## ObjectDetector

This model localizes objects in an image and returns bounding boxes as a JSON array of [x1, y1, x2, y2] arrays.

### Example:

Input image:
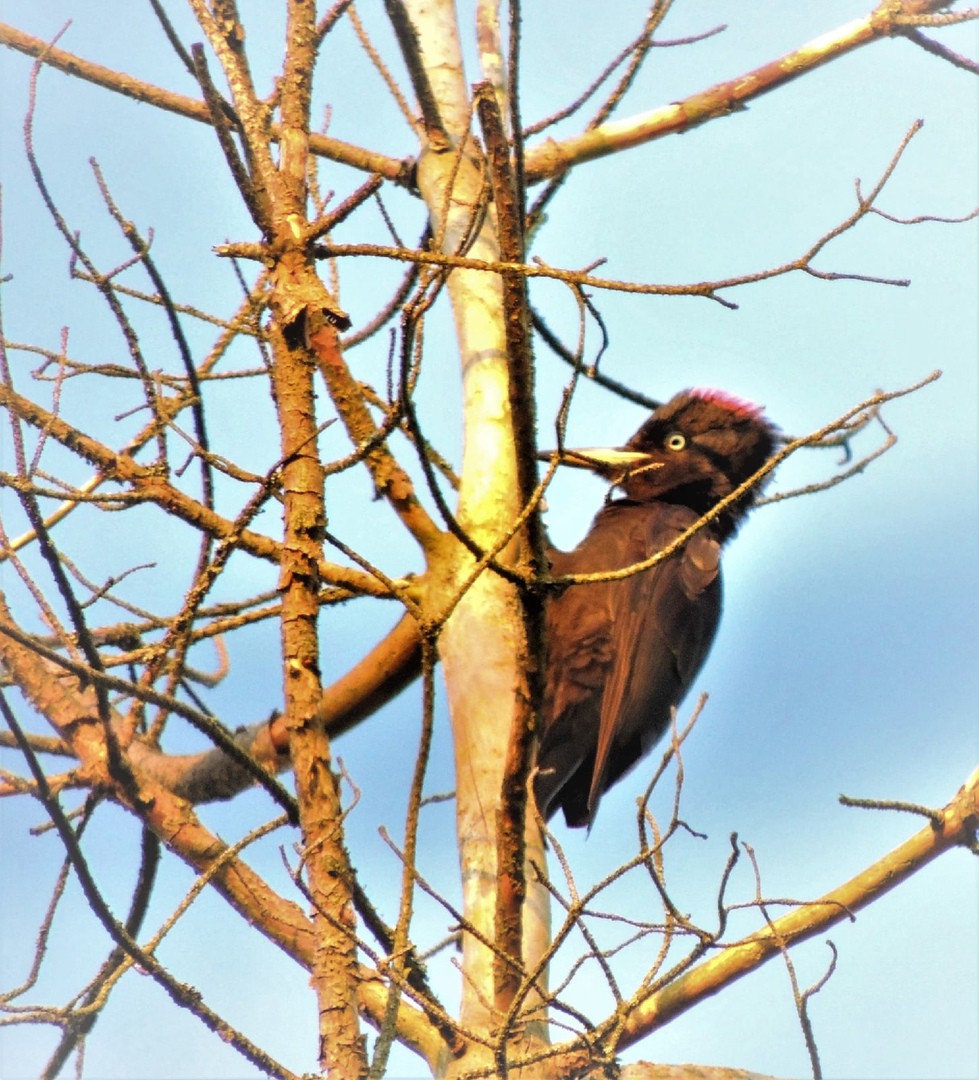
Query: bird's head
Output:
[[545, 390, 778, 535]]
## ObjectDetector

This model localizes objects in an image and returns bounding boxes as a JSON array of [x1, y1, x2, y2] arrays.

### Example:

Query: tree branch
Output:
[[522, 0, 973, 182], [128, 613, 424, 804], [0, 21, 412, 185], [614, 765, 979, 1052], [899, 25, 979, 72], [313, 97, 928, 314], [474, 79, 545, 1018], [0, 380, 386, 594]]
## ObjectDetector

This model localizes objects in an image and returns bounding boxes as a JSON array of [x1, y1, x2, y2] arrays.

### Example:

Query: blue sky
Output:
[[1, 3, 977, 1078]]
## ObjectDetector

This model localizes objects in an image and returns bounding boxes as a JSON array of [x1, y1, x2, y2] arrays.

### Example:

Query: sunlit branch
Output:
[[521, 0, 976, 182], [613, 765, 979, 1052]]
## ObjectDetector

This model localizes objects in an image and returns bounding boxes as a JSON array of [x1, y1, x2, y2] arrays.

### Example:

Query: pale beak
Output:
[[537, 447, 663, 487], [537, 447, 660, 470]]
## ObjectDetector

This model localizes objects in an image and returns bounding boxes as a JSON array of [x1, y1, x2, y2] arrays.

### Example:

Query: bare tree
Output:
[[1, 3, 977, 1078]]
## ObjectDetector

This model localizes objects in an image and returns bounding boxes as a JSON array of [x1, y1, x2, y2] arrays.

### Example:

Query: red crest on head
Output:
[[687, 387, 766, 422]]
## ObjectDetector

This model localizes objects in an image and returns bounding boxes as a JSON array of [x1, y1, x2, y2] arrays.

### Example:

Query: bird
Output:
[[533, 389, 778, 828]]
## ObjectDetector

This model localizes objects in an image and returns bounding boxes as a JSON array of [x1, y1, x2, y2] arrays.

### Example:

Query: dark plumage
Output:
[[534, 389, 778, 828]]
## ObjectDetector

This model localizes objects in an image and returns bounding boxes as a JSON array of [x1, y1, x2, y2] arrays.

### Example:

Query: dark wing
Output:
[[587, 506, 721, 814], [535, 501, 722, 827]]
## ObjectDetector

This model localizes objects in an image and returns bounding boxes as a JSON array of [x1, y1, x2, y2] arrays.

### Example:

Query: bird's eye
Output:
[[665, 432, 686, 451]]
